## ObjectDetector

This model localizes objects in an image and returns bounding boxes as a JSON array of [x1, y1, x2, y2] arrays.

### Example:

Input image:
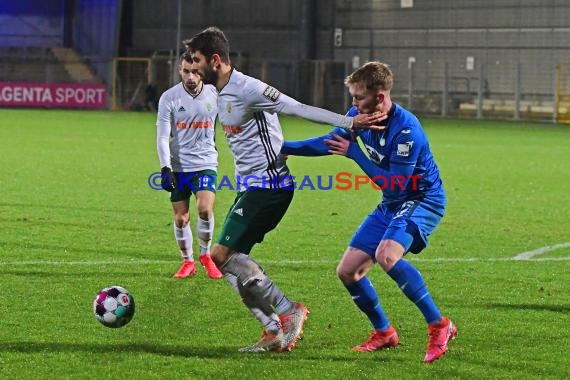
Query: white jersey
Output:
[[156, 82, 218, 172], [218, 69, 354, 189]]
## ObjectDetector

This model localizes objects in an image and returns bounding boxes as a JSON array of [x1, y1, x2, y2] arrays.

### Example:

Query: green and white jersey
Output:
[[156, 82, 218, 172], [218, 69, 353, 190]]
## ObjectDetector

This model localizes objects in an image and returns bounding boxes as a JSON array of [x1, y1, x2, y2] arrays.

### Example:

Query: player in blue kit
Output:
[[282, 62, 457, 363]]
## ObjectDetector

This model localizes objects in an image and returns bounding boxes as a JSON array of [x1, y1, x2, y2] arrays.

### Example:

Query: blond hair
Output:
[[345, 62, 394, 92]]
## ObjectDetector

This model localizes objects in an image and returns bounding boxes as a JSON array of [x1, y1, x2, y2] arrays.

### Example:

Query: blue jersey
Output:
[[281, 102, 445, 210], [336, 104, 445, 210], [281, 102, 446, 253]]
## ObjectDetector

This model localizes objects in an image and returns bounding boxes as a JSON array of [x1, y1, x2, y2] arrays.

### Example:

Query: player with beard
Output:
[[184, 27, 385, 352], [156, 51, 222, 280]]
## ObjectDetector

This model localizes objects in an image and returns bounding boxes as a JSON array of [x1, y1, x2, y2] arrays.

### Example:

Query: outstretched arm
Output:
[[245, 80, 386, 130], [282, 127, 350, 156], [278, 94, 386, 130], [282, 106, 359, 156]]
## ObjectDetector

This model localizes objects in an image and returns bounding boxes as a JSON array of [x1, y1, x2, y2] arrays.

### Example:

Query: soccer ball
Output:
[[93, 285, 135, 328]]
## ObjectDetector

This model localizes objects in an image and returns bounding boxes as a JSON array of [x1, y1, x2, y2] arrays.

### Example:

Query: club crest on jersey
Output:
[[263, 86, 281, 102], [226, 102, 232, 113], [379, 130, 387, 146], [205, 103, 213, 112], [365, 144, 384, 165], [397, 141, 414, 157]]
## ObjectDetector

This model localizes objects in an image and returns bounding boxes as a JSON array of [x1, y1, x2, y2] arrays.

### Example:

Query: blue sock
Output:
[[387, 259, 442, 324], [345, 276, 390, 331]]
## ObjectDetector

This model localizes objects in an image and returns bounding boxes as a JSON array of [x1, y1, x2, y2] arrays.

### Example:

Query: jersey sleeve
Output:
[[156, 91, 172, 168], [244, 79, 353, 129], [243, 78, 283, 113], [281, 107, 356, 156], [345, 106, 359, 117], [389, 126, 424, 166]]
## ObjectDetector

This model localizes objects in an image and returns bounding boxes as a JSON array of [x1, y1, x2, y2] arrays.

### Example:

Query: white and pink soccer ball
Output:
[[93, 286, 135, 328]]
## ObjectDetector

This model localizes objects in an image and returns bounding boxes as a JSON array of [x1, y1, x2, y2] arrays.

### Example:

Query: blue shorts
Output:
[[349, 200, 444, 259]]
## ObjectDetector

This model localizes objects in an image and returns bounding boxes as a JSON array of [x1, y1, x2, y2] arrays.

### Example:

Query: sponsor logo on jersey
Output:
[[176, 120, 213, 129], [401, 128, 411, 134], [233, 208, 244, 216], [190, 121, 213, 129], [364, 144, 384, 164], [178, 106, 186, 112], [262, 86, 281, 102], [222, 124, 243, 134], [397, 141, 414, 157]]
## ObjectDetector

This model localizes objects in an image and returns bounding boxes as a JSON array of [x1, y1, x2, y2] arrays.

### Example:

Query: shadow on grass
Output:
[[489, 303, 570, 313], [0, 341, 402, 363]]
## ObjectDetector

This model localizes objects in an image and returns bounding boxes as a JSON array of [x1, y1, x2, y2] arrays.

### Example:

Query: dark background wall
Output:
[[121, 0, 570, 100], [2, 0, 570, 114], [332, 0, 570, 98], [122, 0, 334, 61]]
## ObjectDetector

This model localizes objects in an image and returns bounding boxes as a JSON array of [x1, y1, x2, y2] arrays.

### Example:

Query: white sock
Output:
[[197, 216, 214, 256], [174, 224, 193, 261]]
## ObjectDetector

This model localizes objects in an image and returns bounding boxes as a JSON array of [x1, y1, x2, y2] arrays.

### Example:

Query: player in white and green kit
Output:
[[185, 27, 385, 353], [156, 51, 222, 280]]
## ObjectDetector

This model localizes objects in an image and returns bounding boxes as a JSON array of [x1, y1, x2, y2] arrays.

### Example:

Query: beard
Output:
[[200, 65, 218, 85], [185, 81, 197, 91]]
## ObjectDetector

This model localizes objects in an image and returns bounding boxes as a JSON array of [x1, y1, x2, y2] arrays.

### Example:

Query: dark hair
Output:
[[183, 26, 230, 63], [180, 51, 193, 64]]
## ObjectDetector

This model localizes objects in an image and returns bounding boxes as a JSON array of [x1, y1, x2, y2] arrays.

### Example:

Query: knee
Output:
[[174, 213, 188, 228], [375, 240, 405, 272], [198, 209, 210, 221], [375, 248, 398, 272], [336, 263, 359, 284]]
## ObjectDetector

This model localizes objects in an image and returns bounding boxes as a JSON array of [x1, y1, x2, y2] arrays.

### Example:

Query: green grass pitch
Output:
[[0, 108, 569, 379]]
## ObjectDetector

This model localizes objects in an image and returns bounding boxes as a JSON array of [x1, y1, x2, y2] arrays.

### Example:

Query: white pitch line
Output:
[[511, 242, 570, 261], [1, 256, 570, 266]]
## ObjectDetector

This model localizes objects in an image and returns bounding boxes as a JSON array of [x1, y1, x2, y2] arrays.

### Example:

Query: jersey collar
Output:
[[182, 81, 203, 98]]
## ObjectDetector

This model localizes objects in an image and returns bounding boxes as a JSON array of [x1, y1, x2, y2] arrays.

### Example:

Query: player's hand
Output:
[[352, 112, 388, 131], [160, 166, 177, 192], [324, 133, 351, 156]]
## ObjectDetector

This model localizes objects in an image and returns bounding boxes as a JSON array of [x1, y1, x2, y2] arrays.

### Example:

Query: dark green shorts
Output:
[[170, 169, 217, 202], [216, 189, 294, 254]]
